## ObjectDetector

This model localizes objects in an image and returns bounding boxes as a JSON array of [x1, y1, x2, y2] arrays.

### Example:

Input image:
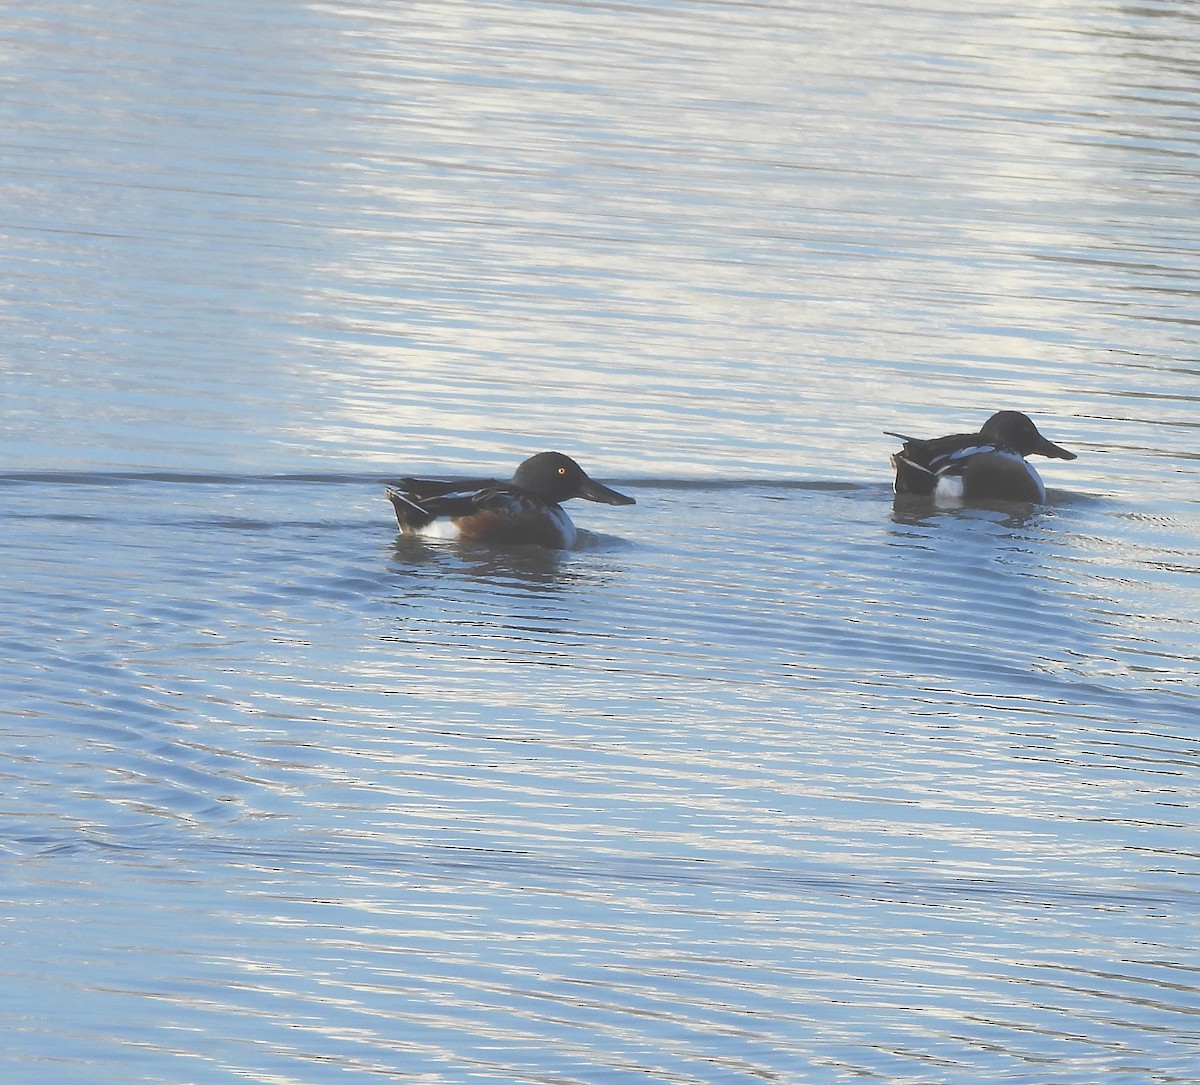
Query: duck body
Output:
[[386, 451, 634, 549], [888, 411, 1077, 504]]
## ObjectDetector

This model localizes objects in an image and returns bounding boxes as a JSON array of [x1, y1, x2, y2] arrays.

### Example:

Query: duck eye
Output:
[[557, 467, 566, 475]]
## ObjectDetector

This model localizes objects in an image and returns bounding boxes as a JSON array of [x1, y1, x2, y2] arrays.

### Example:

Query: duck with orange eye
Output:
[[386, 451, 635, 549]]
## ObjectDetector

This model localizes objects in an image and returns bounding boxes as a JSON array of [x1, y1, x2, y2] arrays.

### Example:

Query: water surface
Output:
[[2, 1, 1198, 1082]]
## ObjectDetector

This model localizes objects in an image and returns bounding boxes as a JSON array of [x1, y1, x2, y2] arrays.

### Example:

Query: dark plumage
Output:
[[888, 411, 1077, 503], [386, 451, 635, 549]]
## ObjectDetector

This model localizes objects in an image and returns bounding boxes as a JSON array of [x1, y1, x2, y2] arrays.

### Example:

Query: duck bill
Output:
[[1034, 434, 1077, 461], [578, 476, 636, 505]]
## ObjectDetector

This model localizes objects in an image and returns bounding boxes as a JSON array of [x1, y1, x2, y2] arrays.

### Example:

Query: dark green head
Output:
[[980, 412, 1076, 460], [511, 452, 635, 506]]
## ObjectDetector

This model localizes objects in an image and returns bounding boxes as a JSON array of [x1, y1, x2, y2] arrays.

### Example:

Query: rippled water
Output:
[[3, 1, 1199, 1082]]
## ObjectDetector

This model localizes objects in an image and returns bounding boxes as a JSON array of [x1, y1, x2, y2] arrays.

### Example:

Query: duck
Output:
[[386, 451, 635, 549], [888, 410, 1077, 503]]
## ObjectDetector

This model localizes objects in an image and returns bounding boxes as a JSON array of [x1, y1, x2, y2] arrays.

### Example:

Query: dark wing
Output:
[[392, 475, 496, 501], [888, 430, 993, 495], [388, 477, 533, 524], [924, 439, 996, 477], [386, 477, 501, 529], [416, 484, 523, 517], [888, 431, 990, 474]]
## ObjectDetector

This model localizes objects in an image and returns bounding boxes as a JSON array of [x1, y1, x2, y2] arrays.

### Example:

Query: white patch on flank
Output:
[[417, 519, 463, 540], [933, 474, 964, 502]]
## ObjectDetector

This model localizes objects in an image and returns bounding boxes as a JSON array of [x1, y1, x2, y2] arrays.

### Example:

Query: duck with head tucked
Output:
[[387, 451, 635, 549], [888, 410, 1077, 504]]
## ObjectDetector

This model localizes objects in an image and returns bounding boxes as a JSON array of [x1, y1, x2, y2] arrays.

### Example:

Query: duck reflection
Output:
[[890, 492, 1051, 529], [387, 525, 633, 599]]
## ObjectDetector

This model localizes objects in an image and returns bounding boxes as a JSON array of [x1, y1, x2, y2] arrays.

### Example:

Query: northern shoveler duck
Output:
[[888, 410, 1077, 503], [386, 451, 635, 549]]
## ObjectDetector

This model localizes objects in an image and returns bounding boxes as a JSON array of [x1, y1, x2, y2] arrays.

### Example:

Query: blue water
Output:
[[3, 1, 1199, 1082]]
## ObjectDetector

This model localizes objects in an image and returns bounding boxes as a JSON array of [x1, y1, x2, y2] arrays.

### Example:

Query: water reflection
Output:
[[383, 530, 626, 662], [890, 492, 1052, 528], [389, 533, 571, 587]]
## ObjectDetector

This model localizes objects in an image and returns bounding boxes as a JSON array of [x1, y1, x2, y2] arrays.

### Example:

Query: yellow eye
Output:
[[558, 467, 566, 475]]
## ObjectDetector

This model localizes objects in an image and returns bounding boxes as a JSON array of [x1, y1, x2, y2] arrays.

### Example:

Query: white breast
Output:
[[550, 506, 577, 549]]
